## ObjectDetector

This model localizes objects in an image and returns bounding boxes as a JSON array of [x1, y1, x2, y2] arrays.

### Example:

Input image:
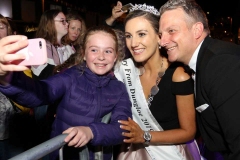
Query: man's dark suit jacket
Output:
[[195, 36, 240, 159]]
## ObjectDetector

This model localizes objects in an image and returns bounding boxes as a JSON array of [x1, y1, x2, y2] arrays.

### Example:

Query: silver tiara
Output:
[[129, 4, 160, 16]]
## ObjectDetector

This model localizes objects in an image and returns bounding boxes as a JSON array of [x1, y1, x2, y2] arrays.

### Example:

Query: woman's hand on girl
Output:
[[119, 117, 145, 143]]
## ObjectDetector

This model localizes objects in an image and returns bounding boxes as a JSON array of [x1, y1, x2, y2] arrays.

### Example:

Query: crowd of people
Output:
[[0, 0, 240, 160]]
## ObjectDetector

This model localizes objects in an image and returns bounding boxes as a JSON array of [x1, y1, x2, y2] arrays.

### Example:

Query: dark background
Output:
[[10, 0, 240, 44], [65, 0, 240, 43], [66, 0, 239, 16]]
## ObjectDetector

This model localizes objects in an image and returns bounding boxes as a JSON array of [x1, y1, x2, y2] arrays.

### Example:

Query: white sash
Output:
[[114, 59, 201, 160]]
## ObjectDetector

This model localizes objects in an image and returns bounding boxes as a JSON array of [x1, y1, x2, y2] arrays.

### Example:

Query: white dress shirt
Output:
[[188, 41, 204, 81], [188, 41, 204, 95]]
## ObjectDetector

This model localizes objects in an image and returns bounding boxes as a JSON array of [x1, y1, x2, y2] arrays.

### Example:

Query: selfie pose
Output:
[[114, 3, 201, 160], [159, 0, 240, 159], [0, 26, 132, 160]]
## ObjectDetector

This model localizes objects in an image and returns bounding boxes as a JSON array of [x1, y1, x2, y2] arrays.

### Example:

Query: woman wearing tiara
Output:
[[114, 3, 201, 160]]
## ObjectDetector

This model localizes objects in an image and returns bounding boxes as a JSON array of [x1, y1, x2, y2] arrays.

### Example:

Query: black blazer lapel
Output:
[[194, 36, 227, 151], [195, 36, 214, 106]]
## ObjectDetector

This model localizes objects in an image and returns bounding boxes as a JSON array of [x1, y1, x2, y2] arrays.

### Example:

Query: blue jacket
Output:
[[0, 65, 132, 159]]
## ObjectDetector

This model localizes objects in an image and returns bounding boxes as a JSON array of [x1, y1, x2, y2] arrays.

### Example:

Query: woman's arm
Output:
[[105, 1, 126, 26]]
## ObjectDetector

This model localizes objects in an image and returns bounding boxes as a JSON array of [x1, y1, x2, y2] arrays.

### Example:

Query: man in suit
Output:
[[158, 0, 240, 159]]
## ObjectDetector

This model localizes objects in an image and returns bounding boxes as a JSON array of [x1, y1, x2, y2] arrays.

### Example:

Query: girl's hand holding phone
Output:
[[111, 1, 125, 20], [0, 35, 29, 76], [13, 38, 47, 66], [121, 3, 133, 12]]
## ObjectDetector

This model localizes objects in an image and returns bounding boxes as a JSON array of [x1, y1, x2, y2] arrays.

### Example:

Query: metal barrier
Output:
[[9, 112, 112, 160], [9, 134, 68, 160]]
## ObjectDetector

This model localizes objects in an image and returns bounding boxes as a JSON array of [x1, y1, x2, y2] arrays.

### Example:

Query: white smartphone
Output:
[[121, 3, 134, 11], [12, 38, 47, 66]]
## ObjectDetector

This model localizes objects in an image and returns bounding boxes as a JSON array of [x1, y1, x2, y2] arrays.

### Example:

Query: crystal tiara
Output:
[[129, 4, 160, 16]]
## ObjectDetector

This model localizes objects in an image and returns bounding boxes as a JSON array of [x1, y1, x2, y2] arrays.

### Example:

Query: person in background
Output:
[[33, 9, 74, 80], [0, 14, 14, 160], [103, 1, 132, 59], [114, 3, 201, 160], [6, 18, 18, 35], [0, 14, 12, 39], [0, 14, 34, 160], [159, 0, 240, 159], [62, 12, 87, 52], [32, 9, 75, 148], [0, 26, 132, 160], [103, 1, 127, 31], [53, 11, 87, 90]]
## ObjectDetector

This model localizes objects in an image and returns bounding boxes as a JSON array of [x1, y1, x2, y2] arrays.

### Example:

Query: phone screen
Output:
[[121, 3, 133, 11]]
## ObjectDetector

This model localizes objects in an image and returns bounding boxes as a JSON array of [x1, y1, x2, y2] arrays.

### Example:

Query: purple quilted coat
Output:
[[0, 64, 132, 159]]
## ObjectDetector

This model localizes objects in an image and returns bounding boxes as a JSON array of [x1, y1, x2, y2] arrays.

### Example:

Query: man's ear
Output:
[[193, 22, 204, 39], [157, 34, 161, 44], [157, 34, 161, 48]]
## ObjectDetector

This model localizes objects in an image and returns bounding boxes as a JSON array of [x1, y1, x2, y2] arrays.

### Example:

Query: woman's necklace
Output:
[[147, 57, 165, 107]]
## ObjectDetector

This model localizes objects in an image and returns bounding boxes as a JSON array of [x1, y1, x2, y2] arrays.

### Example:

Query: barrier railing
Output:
[[9, 134, 68, 160], [9, 112, 111, 160]]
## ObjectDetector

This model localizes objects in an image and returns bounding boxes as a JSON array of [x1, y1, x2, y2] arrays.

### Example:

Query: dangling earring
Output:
[[159, 45, 161, 49], [139, 66, 145, 75]]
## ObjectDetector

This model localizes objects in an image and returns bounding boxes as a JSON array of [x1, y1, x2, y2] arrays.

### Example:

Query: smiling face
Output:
[[159, 8, 197, 64], [84, 31, 117, 75], [68, 19, 81, 42], [125, 16, 160, 63]]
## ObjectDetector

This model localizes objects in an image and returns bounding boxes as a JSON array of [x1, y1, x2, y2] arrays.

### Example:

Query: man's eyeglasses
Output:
[[54, 19, 68, 25]]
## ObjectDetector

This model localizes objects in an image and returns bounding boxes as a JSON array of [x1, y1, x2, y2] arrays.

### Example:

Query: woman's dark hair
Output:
[[124, 10, 160, 34], [124, 9, 164, 67]]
